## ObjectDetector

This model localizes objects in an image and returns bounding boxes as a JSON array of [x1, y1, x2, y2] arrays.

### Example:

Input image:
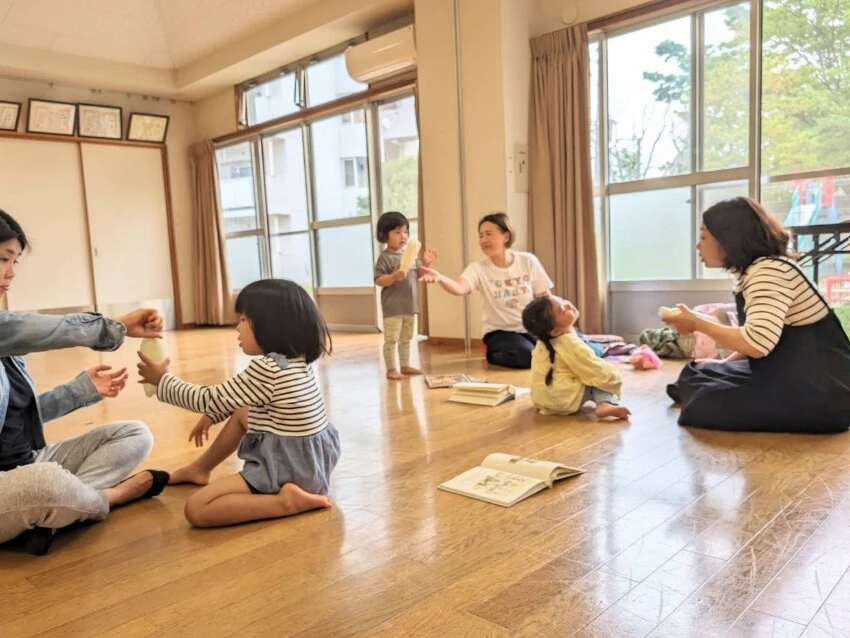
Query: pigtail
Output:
[[542, 336, 556, 386]]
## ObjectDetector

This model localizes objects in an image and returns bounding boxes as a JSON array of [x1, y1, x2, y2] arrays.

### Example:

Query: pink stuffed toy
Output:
[[629, 344, 662, 370]]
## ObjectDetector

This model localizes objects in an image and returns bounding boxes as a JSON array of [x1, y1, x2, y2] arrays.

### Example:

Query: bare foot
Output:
[[277, 483, 333, 517], [103, 471, 154, 507], [595, 402, 631, 421], [400, 366, 423, 376], [387, 370, 404, 380], [169, 463, 212, 486]]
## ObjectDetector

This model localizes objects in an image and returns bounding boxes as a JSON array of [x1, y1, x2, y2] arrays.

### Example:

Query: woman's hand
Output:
[[661, 304, 700, 334], [418, 266, 441, 283], [188, 414, 215, 447], [421, 248, 438, 267], [87, 365, 128, 398], [117, 309, 164, 339], [137, 350, 170, 387]]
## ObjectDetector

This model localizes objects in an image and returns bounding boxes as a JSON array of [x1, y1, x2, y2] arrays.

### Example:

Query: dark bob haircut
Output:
[[235, 279, 332, 363], [702, 197, 792, 272], [0, 209, 28, 251], [376, 211, 409, 243], [478, 212, 515, 248]]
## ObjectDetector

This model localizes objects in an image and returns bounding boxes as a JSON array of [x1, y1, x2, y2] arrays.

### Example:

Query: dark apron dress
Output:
[[667, 261, 850, 433]]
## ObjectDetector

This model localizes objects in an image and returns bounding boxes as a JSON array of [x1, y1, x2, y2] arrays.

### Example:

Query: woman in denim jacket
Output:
[[0, 210, 168, 555]]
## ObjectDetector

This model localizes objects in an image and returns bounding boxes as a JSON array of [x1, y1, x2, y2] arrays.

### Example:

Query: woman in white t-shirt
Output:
[[420, 212, 555, 369]]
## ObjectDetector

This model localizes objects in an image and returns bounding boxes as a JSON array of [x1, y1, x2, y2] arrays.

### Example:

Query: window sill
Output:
[[609, 279, 732, 293]]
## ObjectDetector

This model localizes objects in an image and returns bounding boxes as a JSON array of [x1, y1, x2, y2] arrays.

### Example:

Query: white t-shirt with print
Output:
[[459, 251, 554, 335]]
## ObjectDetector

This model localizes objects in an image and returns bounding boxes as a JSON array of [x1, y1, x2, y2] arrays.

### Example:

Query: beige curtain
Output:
[[413, 81, 429, 335], [529, 24, 603, 333], [191, 140, 235, 325]]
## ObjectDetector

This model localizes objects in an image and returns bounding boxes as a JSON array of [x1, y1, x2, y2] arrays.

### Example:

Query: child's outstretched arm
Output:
[[137, 353, 275, 417], [556, 338, 621, 394]]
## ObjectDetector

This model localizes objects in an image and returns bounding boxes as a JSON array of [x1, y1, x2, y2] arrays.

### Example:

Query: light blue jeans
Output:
[[581, 386, 618, 406]]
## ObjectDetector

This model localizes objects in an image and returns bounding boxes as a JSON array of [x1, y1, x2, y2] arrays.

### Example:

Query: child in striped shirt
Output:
[[137, 279, 340, 528]]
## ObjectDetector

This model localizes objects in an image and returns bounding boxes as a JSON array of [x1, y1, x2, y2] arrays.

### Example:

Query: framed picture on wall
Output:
[[127, 112, 170, 143], [0, 101, 21, 131], [77, 103, 123, 140], [27, 99, 77, 136]]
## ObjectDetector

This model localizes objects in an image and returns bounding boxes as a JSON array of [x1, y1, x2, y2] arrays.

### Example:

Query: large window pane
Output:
[[306, 54, 367, 107], [589, 39, 601, 186], [607, 17, 691, 183], [697, 181, 748, 279], [215, 142, 259, 234], [609, 187, 692, 280], [262, 128, 308, 233], [702, 4, 750, 171], [226, 236, 262, 290], [271, 233, 313, 295], [317, 224, 373, 287], [245, 73, 298, 126], [762, 1, 850, 175], [377, 96, 419, 217], [311, 111, 369, 221], [762, 175, 850, 226]]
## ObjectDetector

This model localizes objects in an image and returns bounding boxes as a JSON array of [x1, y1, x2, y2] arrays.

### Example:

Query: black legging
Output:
[[482, 331, 536, 369], [482, 330, 607, 369]]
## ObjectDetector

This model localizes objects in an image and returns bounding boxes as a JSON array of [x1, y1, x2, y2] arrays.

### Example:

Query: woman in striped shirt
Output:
[[138, 279, 341, 527], [663, 197, 850, 433]]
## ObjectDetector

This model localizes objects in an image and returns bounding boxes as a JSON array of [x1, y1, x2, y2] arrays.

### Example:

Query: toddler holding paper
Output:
[[374, 211, 436, 380]]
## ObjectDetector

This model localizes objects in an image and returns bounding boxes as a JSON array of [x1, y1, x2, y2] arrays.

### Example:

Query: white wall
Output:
[[0, 77, 198, 325]]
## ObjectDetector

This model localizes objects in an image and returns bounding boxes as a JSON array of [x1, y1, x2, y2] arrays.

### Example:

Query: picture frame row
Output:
[[0, 99, 169, 143]]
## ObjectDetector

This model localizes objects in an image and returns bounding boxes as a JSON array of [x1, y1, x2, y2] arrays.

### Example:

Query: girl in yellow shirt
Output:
[[522, 296, 630, 420]]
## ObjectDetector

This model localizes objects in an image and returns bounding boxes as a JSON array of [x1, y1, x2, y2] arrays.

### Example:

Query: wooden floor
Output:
[[3, 329, 850, 637]]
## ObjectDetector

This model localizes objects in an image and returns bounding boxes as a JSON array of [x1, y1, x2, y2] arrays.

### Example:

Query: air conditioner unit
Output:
[[345, 25, 416, 84]]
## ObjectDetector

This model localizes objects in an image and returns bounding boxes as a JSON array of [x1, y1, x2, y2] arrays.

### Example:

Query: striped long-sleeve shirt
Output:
[[157, 356, 329, 437], [734, 256, 828, 356]]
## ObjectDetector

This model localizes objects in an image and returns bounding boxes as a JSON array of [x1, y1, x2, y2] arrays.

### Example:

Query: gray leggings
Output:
[[0, 421, 153, 544]]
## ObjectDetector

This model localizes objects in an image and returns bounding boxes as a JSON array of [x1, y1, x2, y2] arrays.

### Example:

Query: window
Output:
[[378, 96, 419, 217], [597, 1, 850, 285], [243, 73, 299, 126], [341, 111, 364, 125], [311, 110, 369, 221], [341, 157, 367, 188], [306, 54, 367, 107], [597, 2, 752, 281], [216, 91, 419, 292]]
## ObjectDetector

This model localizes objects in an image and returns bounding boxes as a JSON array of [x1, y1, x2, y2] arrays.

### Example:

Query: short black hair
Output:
[[0, 209, 28, 251], [478, 212, 515, 248], [376, 211, 409, 243], [235, 279, 332, 363], [702, 197, 791, 272]]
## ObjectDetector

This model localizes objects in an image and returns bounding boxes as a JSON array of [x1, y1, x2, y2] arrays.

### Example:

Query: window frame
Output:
[[593, 0, 761, 286], [216, 87, 418, 294]]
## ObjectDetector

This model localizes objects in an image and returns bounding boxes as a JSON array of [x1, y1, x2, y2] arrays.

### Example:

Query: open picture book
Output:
[[438, 453, 585, 507], [448, 382, 518, 406]]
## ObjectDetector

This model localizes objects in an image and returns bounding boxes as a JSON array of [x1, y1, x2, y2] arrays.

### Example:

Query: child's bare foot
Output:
[[387, 369, 404, 380], [400, 366, 423, 376], [169, 463, 212, 486], [277, 483, 332, 516], [595, 402, 631, 420]]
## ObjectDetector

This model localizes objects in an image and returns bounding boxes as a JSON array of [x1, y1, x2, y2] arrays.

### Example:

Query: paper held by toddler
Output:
[[398, 239, 421, 273]]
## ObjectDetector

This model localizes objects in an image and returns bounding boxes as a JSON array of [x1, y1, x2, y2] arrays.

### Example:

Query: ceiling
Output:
[[0, 0, 322, 69], [0, 0, 413, 99]]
